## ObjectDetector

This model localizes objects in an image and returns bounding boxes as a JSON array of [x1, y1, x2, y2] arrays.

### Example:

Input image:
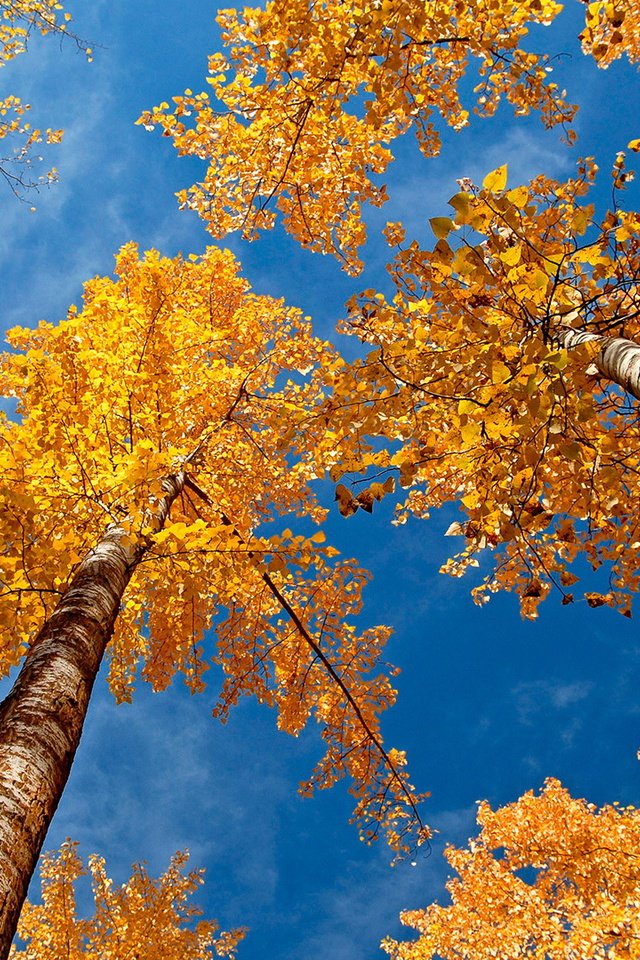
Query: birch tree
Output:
[[0, 242, 427, 957], [313, 156, 640, 617]]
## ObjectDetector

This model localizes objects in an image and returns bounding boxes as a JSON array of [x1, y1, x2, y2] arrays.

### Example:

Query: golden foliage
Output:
[[383, 779, 640, 960], [139, 0, 577, 273], [0, 1, 80, 66], [318, 156, 640, 618], [0, 243, 427, 851], [9, 842, 244, 960], [135, 0, 640, 618], [0, 1, 90, 195], [580, 1, 640, 67]]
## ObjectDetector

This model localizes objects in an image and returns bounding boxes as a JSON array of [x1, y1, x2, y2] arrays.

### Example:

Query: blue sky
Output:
[[1, 1, 640, 957]]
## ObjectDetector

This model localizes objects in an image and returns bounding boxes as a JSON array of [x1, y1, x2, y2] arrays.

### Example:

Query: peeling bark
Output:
[[0, 473, 183, 958], [556, 326, 640, 401]]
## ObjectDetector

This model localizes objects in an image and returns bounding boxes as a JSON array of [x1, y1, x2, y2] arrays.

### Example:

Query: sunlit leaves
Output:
[[0, 1, 83, 67], [482, 164, 508, 192], [580, 1, 640, 67], [0, 1, 90, 196], [429, 217, 455, 241], [10, 842, 244, 960], [140, 0, 577, 272], [383, 780, 640, 960], [320, 157, 640, 618], [0, 242, 426, 851]]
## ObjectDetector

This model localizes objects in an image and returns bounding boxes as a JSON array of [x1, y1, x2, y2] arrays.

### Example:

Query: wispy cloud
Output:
[[512, 679, 594, 726], [286, 803, 476, 960]]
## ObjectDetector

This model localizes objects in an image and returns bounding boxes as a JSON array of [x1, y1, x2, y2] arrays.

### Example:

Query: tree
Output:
[[139, 0, 578, 274], [0, 1, 90, 197], [0, 242, 427, 955], [141, 0, 640, 617], [134, 2, 640, 953], [9, 841, 244, 960], [3, 0, 639, 955], [382, 779, 640, 960], [317, 155, 640, 618]]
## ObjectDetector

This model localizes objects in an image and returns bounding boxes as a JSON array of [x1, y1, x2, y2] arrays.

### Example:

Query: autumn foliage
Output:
[[0, 242, 427, 851], [319, 156, 640, 618], [0, 1, 90, 194], [139, 0, 640, 620], [384, 779, 640, 960], [10, 842, 244, 960], [2, 0, 640, 954], [579, 1, 640, 67], [139, 0, 578, 273], [140, 0, 640, 274]]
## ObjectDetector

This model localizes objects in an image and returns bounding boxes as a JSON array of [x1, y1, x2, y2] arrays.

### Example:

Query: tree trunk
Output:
[[0, 474, 183, 958], [556, 325, 640, 401]]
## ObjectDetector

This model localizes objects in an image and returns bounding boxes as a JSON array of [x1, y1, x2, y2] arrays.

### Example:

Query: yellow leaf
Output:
[[460, 422, 480, 444], [482, 165, 508, 192], [499, 245, 521, 267], [529, 268, 549, 290], [491, 361, 511, 384], [543, 350, 568, 370], [448, 192, 472, 222], [505, 186, 529, 208], [429, 217, 455, 241]]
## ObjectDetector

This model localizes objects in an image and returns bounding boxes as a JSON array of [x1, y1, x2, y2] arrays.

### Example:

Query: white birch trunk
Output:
[[0, 473, 183, 958], [556, 325, 640, 401]]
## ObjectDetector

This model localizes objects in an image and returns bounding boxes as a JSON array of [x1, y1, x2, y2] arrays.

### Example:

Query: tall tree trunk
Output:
[[556, 325, 640, 401], [0, 474, 183, 958]]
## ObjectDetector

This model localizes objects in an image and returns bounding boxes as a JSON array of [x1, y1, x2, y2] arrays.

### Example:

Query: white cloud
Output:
[[286, 804, 476, 960], [512, 679, 594, 725]]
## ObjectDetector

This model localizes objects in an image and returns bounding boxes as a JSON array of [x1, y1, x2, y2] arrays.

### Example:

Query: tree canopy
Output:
[[0, 241, 427, 849], [1, 0, 640, 958], [384, 779, 640, 960], [319, 156, 640, 617], [10, 842, 244, 960]]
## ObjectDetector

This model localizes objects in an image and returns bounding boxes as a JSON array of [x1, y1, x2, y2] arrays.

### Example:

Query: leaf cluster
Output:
[[10, 842, 244, 960], [384, 779, 640, 960], [139, 0, 577, 273], [321, 158, 640, 618]]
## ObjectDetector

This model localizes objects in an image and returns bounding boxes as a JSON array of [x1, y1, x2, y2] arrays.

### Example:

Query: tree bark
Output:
[[0, 473, 183, 958], [556, 325, 640, 401]]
